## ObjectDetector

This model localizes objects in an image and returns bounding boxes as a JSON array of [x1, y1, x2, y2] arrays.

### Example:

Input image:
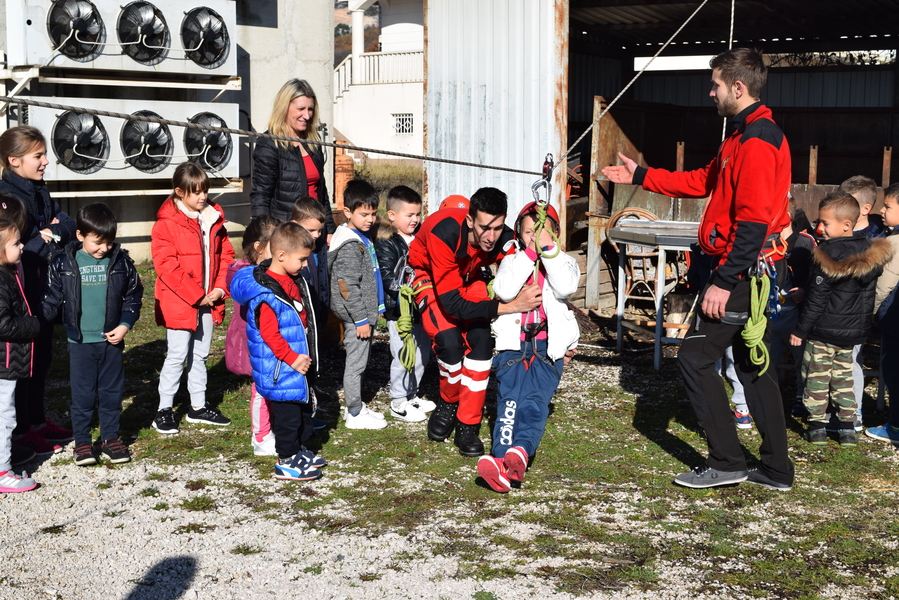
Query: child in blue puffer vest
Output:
[[229, 222, 325, 481]]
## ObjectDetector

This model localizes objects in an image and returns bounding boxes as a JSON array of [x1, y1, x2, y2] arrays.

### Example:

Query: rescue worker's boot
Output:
[[427, 398, 458, 442], [454, 421, 484, 457]]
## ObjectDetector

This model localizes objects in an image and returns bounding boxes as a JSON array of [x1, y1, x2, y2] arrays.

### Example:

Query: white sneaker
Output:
[[0, 470, 37, 493], [408, 396, 436, 413], [361, 406, 386, 421], [390, 400, 427, 422], [252, 432, 277, 456], [345, 408, 388, 430]]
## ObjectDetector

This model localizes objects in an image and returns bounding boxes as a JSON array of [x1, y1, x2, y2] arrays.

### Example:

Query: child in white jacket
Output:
[[477, 202, 580, 493]]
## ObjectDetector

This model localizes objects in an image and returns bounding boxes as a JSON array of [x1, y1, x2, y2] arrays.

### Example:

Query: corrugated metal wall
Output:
[[569, 53, 621, 123], [425, 0, 568, 219], [630, 68, 896, 108]]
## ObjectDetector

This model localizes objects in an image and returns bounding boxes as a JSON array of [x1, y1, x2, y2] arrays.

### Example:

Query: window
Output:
[[393, 113, 413, 135]]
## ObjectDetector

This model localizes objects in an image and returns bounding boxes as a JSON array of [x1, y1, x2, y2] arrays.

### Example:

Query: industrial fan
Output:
[[46, 0, 105, 60], [181, 7, 230, 68], [185, 113, 232, 170], [117, 1, 170, 64], [51, 112, 109, 173], [121, 111, 173, 173]]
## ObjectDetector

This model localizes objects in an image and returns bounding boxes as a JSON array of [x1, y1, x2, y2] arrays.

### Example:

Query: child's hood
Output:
[[814, 236, 893, 282], [376, 216, 397, 242], [228, 264, 265, 306], [329, 223, 366, 253], [155, 196, 225, 226]]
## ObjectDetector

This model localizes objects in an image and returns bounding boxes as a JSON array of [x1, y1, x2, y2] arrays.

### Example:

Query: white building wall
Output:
[[334, 81, 424, 158], [425, 0, 568, 220], [380, 0, 424, 52]]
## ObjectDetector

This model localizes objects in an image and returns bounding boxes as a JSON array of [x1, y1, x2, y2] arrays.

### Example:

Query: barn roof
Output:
[[571, 0, 899, 58]]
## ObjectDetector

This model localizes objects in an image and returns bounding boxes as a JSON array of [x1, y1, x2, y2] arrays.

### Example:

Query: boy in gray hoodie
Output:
[[328, 180, 387, 430]]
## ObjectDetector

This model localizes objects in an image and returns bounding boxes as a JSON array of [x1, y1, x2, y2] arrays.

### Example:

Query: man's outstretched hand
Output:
[[600, 152, 639, 184]]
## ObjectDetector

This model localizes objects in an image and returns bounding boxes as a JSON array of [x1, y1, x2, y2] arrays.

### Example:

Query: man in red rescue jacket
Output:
[[407, 188, 541, 456], [602, 48, 794, 491]]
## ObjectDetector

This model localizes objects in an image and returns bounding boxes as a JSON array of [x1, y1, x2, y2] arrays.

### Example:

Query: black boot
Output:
[[427, 398, 458, 442], [454, 422, 484, 457]]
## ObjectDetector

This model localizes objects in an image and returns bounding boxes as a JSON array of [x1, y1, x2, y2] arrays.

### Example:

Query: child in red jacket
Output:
[[151, 162, 235, 434]]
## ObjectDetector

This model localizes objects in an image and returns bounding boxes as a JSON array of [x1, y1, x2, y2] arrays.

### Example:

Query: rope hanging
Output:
[[742, 273, 771, 376], [530, 155, 561, 280], [395, 285, 418, 372]]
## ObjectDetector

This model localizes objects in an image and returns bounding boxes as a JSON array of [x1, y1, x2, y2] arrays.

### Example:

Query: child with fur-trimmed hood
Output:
[[791, 192, 893, 446]]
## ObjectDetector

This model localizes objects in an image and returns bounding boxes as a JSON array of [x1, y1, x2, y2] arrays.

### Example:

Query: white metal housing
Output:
[[5, 0, 236, 76], [21, 96, 239, 182], [424, 0, 568, 221]]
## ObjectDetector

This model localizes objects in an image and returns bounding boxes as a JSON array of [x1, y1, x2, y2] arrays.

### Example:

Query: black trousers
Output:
[[267, 400, 314, 459], [678, 279, 794, 485], [69, 341, 124, 445]]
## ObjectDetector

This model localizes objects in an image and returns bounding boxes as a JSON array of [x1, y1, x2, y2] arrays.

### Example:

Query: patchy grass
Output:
[[230, 544, 262, 556], [39, 267, 899, 598], [180, 495, 216, 512]]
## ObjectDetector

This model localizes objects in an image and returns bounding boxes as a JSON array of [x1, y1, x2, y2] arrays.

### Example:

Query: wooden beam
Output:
[[884, 147, 893, 188], [809, 146, 818, 185]]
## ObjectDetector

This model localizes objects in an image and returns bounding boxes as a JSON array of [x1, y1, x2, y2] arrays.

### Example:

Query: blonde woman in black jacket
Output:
[[251, 79, 335, 240]]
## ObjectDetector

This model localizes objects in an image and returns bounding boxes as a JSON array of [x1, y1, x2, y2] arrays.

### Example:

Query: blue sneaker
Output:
[[734, 410, 752, 429], [298, 446, 327, 469], [865, 424, 899, 444], [274, 454, 322, 481], [791, 398, 809, 418]]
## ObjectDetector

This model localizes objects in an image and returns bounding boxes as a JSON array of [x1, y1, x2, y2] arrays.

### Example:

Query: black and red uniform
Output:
[[407, 208, 516, 425], [633, 102, 795, 487]]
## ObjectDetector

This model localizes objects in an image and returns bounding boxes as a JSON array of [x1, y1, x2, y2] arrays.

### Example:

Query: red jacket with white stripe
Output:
[[633, 103, 791, 290], [407, 208, 516, 321]]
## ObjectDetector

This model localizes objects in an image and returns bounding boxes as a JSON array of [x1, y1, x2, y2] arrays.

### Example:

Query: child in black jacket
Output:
[[0, 217, 40, 492], [43, 204, 143, 466], [791, 192, 892, 447], [374, 186, 434, 422]]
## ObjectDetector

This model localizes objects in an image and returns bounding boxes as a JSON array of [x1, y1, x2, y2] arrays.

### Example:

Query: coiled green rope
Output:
[[396, 285, 418, 372], [741, 273, 770, 375], [530, 200, 561, 283]]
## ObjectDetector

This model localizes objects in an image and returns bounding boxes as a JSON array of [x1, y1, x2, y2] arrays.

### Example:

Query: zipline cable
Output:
[[0, 95, 543, 178], [553, 0, 712, 175], [721, 0, 736, 141]]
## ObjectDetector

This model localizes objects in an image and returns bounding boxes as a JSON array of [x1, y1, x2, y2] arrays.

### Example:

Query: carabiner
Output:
[[531, 153, 554, 206]]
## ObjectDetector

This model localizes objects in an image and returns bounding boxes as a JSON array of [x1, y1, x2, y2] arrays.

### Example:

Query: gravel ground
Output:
[[3, 335, 895, 600], [0, 447, 717, 600]]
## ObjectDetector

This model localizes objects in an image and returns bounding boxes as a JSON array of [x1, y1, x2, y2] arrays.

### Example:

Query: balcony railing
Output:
[[334, 50, 424, 95]]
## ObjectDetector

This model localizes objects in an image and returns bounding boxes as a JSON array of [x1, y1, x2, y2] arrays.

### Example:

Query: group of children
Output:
[[730, 175, 899, 449]]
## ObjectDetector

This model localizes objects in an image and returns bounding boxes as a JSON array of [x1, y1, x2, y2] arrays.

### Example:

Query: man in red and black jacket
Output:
[[603, 48, 794, 491], [407, 188, 541, 456]]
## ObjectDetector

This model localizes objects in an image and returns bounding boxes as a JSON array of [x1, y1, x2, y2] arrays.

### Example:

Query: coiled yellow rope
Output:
[[741, 273, 770, 375]]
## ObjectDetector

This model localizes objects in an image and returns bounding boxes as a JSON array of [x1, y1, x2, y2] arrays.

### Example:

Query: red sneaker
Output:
[[34, 419, 73, 444], [503, 447, 529, 482], [477, 455, 510, 493], [12, 429, 62, 456]]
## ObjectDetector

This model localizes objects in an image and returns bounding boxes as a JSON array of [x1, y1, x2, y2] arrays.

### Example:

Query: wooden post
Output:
[[676, 141, 685, 172], [883, 147, 893, 188], [808, 145, 818, 185]]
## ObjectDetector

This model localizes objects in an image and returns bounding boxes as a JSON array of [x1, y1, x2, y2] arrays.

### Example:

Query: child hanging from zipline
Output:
[[477, 201, 580, 493]]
